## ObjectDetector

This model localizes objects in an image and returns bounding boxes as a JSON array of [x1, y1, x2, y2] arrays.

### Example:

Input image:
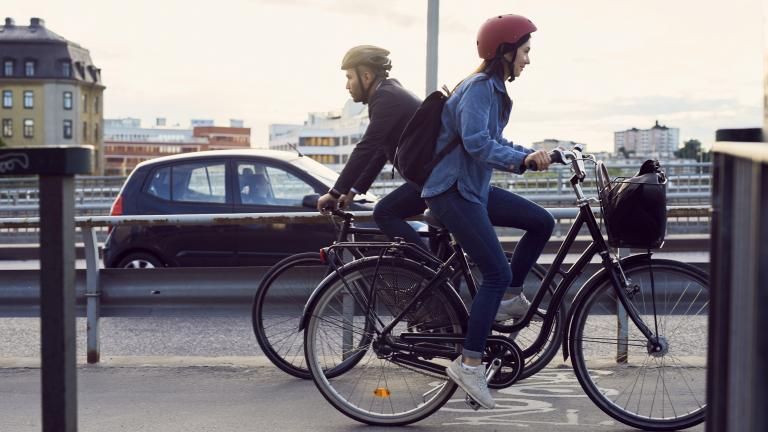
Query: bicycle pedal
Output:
[[464, 394, 482, 411]]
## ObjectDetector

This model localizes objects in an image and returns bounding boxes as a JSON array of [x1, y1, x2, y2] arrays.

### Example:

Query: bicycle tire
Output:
[[252, 252, 327, 379], [569, 258, 708, 430], [304, 256, 468, 426]]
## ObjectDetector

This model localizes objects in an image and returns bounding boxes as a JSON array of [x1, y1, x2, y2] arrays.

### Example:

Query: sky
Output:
[[3, 0, 765, 151]]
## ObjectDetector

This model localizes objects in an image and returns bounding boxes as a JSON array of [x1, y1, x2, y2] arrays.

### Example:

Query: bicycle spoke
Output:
[[571, 262, 708, 428]]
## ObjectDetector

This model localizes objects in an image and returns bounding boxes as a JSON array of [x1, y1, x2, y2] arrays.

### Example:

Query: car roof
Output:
[[133, 149, 303, 169]]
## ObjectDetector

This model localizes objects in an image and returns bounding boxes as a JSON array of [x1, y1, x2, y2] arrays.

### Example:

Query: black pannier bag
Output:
[[598, 159, 668, 249]]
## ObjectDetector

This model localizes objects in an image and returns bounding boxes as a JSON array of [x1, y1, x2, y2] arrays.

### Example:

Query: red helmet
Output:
[[476, 14, 537, 60]]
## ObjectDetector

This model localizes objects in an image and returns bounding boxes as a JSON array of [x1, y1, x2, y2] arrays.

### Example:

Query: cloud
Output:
[[517, 96, 746, 123], [252, 0, 421, 27]]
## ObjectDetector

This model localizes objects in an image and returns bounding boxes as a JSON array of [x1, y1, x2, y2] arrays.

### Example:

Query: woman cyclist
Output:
[[421, 14, 555, 409]]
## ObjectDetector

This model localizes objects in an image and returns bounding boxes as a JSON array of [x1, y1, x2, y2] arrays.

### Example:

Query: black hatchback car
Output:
[[103, 149, 382, 268]]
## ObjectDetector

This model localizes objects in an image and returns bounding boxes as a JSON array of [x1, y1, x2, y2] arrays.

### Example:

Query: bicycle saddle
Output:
[[422, 209, 446, 230]]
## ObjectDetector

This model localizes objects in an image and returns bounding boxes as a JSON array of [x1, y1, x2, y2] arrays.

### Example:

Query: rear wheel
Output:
[[305, 256, 467, 426], [117, 252, 163, 269], [569, 259, 708, 430]]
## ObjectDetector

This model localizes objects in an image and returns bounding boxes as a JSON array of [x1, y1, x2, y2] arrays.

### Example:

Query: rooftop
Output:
[[0, 18, 72, 44]]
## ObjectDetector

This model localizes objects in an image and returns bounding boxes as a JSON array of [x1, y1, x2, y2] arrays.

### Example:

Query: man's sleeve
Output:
[[333, 91, 401, 194]]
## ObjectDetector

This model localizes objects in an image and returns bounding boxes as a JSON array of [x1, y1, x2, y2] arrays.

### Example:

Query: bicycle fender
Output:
[[561, 252, 653, 361]]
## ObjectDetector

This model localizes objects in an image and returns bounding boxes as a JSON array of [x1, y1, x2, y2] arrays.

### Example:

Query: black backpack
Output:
[[394, 89, 461, 188]]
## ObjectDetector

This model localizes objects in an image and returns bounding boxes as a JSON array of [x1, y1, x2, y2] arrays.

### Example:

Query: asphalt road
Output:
[[0, 314, 706, 432], [0, 361, 705, 432]]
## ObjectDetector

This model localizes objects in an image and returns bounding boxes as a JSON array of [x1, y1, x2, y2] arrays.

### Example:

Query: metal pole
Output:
[[342, 292, 354, 360], [83, 227, 101, 364], [616, 248, 629, 363], [425, 0, 439, 95], [39, 174, 78, 432]]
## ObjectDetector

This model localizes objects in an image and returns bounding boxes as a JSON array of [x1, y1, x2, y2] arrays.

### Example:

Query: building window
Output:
[[24, 60, 35, 77], [23, 91, 33, 109], [63, 91, 73, 110], [63, 120, 72, 139], [2, 91, 11, 108], [83, 121, 88, 141], [3, 60, 13, 77], [82, 94, 88, 113], [94, 123, 99, 141], [2, 119, 11, 137], [23, 119, 34, 138], [94, 96, 99, 113], [60, 61, 71, 77]]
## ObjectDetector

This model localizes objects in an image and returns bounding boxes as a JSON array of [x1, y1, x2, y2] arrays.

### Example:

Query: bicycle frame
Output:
[[307, 184, 660, 376]]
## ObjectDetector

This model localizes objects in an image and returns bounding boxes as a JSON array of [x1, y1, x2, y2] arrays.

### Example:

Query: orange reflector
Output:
[[373, 388, 391, 398]]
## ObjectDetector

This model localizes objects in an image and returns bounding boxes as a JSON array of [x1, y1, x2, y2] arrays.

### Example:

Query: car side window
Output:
[[146, 167, 171, 200], [264, 166, 315, 206], [237, 162, 273, 205], [237, 162, 314, 206], [171, 162, 227, 203]]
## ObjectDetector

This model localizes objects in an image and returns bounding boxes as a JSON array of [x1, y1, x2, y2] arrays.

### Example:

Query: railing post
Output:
[[0, 145, 93, 432], [342, 292, 354, 361], [83, 226, 102, 363], [616, 247, 629, 363]]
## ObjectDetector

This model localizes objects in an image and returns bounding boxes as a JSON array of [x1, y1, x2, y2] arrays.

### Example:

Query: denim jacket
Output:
[[421, 73, 533, 205]]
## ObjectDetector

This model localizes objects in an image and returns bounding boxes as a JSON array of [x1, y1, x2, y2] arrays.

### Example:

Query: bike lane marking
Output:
[[438, 370, 618, 428]]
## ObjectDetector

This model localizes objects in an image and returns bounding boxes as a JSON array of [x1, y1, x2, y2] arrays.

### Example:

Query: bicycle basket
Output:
[[597, 160, 668, 249]]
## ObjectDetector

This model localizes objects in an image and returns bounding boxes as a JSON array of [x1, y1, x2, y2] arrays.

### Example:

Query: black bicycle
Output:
[[301, 146, 709, 430], [252, 208, 561, 380]]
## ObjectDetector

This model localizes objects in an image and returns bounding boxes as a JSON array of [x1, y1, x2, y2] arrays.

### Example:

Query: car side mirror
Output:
[[302, 193, 320, 209]]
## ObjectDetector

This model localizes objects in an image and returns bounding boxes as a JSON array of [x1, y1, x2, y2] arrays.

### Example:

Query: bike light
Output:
[[319, 248, 327, 263], [373, 388, 391, 398]]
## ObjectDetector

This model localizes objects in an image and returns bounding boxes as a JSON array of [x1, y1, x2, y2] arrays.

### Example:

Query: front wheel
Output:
[[252, 252, 328, 379], [569, 258, 708, 430]]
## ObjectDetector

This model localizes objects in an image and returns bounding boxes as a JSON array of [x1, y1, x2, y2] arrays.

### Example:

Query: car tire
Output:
[[117, 252, 164, 269]]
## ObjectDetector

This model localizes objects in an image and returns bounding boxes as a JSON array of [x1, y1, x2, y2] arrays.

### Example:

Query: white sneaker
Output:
[[445, 357, 495, 409], [495, 293, 543, 322]]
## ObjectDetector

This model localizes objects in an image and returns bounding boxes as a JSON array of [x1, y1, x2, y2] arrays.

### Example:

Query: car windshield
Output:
[[291, 156, 378, 202]]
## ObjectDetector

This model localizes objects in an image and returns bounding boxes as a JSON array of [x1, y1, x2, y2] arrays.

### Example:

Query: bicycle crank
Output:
[[465, 357, 503, 410], [484, 336, 523, 389]]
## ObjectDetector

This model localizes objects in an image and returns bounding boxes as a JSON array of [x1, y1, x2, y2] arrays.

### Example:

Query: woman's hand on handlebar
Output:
[[524, 150, 552, 171]]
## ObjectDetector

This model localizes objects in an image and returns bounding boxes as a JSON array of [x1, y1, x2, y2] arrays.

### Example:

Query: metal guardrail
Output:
[[0, 206, 710, 365]]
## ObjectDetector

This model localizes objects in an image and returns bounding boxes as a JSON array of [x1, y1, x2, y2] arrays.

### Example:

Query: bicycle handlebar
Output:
[[526, 144, 589, 183]]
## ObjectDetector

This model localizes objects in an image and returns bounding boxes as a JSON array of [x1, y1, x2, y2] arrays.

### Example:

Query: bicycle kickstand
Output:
[[464, 357, 503, 411]]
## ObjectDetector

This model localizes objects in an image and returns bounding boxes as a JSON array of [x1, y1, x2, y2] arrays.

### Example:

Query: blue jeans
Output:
[[373, 182, 428, 250], [425, 185, 554, 359]]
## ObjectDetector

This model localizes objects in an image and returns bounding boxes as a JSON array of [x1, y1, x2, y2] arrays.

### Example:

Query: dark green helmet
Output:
[[340, 45, 392, 73]]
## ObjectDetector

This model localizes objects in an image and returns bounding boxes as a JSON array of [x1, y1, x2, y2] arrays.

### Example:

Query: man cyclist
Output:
[[316, 45, 427, 248]]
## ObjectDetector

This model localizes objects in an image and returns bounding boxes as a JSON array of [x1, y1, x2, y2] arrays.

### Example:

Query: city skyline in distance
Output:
[[2, 0, 763, 152]]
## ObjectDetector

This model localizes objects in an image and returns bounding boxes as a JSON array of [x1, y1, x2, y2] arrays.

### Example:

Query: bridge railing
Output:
[[0, 207, 710, 363]]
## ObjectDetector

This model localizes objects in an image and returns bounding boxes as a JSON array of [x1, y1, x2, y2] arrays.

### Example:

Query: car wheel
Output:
[[117, 252, 164, 269]]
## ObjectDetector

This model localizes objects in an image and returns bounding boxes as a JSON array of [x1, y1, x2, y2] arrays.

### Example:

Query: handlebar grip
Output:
[[331, 208, 353, 219], [527, 150, 565, 171]]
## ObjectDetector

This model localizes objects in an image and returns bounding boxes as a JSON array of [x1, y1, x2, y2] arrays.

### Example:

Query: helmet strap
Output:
[[503, 50, 517, 82], [354, 67, 374, 104]]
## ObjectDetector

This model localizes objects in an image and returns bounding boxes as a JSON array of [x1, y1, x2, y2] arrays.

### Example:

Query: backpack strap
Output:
[[424, 137, 461, 172]]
